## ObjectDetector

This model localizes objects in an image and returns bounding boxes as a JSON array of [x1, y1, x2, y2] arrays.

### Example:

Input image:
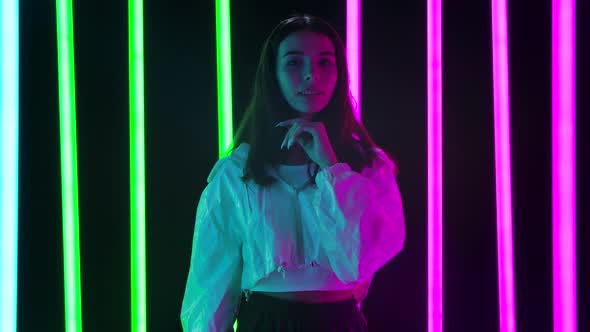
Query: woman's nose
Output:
[[303, 63, 319, 81], [304, 72, 319, 81]]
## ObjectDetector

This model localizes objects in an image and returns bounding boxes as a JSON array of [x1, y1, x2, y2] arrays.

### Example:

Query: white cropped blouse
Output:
[[180, 142, 406, 332]]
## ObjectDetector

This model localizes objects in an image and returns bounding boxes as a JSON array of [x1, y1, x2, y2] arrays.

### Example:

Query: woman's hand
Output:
[[352, 279, 372, 303], [276, 118, 339, 169]]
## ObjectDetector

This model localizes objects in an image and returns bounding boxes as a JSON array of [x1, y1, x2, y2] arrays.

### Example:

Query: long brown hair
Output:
[[226, 14, 398, 187]]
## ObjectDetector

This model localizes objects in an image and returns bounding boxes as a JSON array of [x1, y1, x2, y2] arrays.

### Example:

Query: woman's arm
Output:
[[312, 148, 406, 284], [181, 159, 243, 332]]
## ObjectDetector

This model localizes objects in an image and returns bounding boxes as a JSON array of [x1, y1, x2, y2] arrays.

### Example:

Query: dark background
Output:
[[19, 0, 588, 331]]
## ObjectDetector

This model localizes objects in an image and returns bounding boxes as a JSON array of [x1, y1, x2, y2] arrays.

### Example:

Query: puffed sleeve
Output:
[[181, 158, 243, 332], [313, 147, 405, 284]]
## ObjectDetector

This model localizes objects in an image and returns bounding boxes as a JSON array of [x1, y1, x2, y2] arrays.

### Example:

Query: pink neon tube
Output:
[[347, 0, 361, 123], [552, 0, 577, 331], [347, 0, 362, 310], [427, 0, 443, 331], [491, 0, 517, 331]]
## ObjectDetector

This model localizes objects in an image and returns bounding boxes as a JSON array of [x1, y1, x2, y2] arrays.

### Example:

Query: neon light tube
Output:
[[552, 0, 577, 331], [427, 0, 443, 331], [346, 0, 363, 309], [213, 0, 237, 329], [56, 0, 84, 330], [215, 0, 234, 159], [347, 0, 361, 123], [491, 0, 517, 331], [0, 0, 19, 331], [129, 0, 147, 331]]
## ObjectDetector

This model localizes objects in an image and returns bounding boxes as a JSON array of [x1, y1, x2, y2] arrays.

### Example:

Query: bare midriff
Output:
[[258, 289, 354, 303]]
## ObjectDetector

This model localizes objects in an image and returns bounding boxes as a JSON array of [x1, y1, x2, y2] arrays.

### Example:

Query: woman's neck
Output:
[[281, 145, 311, 165]]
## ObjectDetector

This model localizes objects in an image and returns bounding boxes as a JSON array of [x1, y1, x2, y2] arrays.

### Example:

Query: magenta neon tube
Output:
[[552, 0, 577, 331], [491, 0, 517, 331], [347, 0, 361, 123], [427, 0, 443, 331]]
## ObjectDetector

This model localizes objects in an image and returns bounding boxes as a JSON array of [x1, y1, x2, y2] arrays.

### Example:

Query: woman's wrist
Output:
[[319, 157, 339, 169]]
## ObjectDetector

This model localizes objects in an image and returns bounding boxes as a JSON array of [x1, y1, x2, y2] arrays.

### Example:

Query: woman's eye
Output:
[[287, 59, 301, 65], [319, 59, 334, 66]]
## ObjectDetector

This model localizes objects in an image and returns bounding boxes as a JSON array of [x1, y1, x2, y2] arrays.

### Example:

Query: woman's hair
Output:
[[227, 13, 399, 186]]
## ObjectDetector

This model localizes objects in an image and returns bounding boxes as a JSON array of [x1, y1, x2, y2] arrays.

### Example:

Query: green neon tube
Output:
[[214, 0, 236, 329], [1, 0, 19, 331], [56, 0, 83, 331], [215, 0, 234, 159], [129, 0, 147, 331]]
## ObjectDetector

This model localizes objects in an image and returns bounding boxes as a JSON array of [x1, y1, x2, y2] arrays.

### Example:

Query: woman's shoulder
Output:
[[350, 137, 388, 164], [206, 142, 250, 183], [353, 139, 397, 176]]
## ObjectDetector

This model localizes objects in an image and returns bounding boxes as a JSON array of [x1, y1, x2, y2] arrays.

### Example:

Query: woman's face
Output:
[[276, 31, 338, 118]]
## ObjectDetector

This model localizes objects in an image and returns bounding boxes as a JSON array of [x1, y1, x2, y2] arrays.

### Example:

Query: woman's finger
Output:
[[288, 126, 302, 149], [281, 131, 290, 149], [282, 123, 298, 149]]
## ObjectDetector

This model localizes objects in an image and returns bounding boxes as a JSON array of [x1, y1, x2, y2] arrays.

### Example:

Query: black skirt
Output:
[[235, 291, 368, 332]]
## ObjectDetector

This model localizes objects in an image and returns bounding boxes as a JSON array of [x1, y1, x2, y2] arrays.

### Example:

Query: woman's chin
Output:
[[294, 108, 324, 117]]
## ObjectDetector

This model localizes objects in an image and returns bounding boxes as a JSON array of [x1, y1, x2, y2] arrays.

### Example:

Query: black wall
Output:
[[19, 0, 588, 331]]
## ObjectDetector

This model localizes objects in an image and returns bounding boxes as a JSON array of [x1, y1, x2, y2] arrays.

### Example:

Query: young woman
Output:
[[181, 14, 406, 332]]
